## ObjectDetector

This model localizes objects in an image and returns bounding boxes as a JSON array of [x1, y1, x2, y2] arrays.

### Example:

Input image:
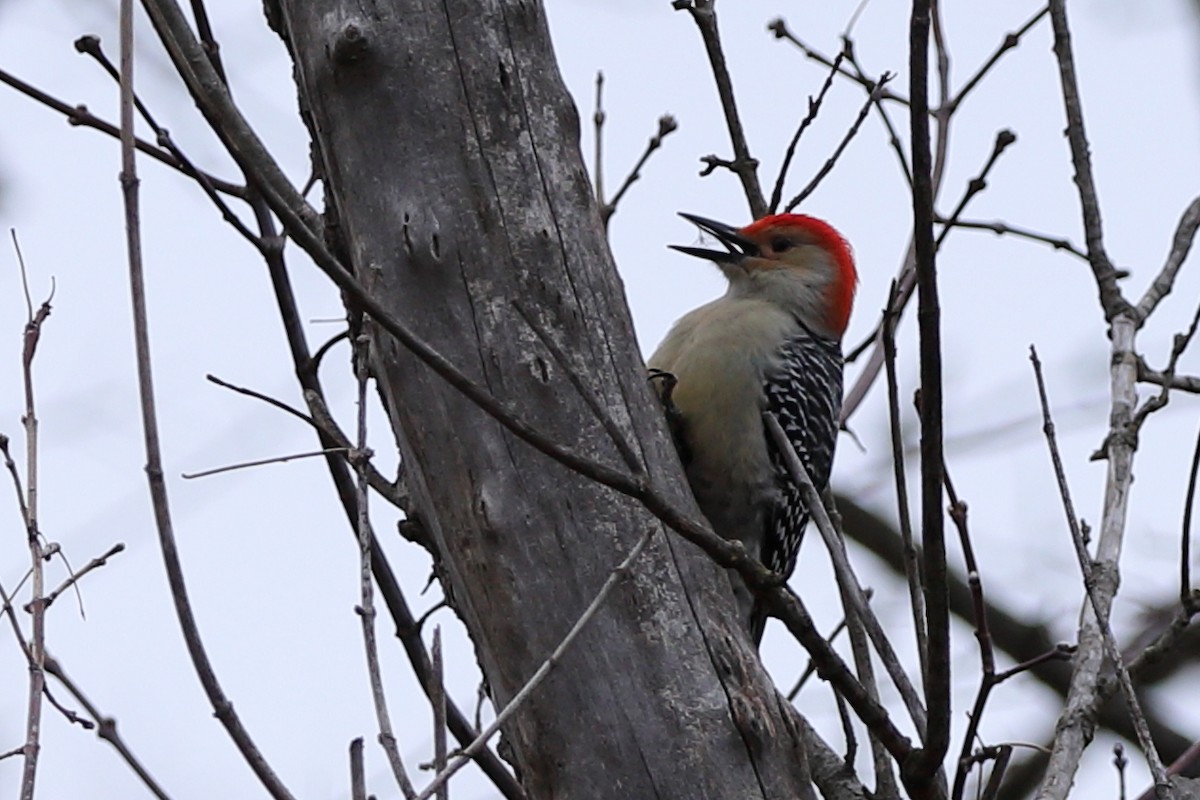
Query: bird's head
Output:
[[671, 212, 857, 339]]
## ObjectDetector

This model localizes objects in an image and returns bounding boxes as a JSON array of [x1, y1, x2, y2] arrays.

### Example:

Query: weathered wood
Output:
[[274, 2, 819, 797]]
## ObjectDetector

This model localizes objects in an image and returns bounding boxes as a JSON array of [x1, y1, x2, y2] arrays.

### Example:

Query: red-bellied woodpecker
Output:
[[648, 212, 857, 644]]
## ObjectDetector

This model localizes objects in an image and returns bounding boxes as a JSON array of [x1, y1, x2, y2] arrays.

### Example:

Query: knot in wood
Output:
[[331, 21, 370, 66]]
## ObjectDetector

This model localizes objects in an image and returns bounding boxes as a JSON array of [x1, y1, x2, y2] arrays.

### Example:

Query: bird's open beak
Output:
[[669, 213, 759, 263]]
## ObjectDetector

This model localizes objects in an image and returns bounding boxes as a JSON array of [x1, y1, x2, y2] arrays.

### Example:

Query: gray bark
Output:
[[273, 1, 825, 798]]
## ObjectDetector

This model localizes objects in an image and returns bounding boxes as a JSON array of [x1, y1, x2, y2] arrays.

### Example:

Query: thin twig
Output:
[[938, 217, 1086, 260], [1114, 744, 1128, 800], [601, 115, 678, 227], [946, 6, 1050, 115], [1130, 289, 1200, 433], [842, 122, 1007, 427], [935, 131, 1017, 249], [74, 35, 261, 246], [14, 202, 51, 800], [767, 19, 910, 107], [592, 72, 605, 209], [832, 687, 857, 768], [1048, 0, 1130, 321], [945, 470, 999, 800], [838, 567, 895, 792], [981, 745, 1013, 800], [786, 617, 849, 701], [1, 746, 25, 762], [784, 72, 894, 212], [1030, 346, 1168, 791], [768, 49, 846, 214], [766, 586, 915, 784], [1137, 362, 1200, 395], [0, 67, 244, 196], [181, 448, 348, 479], [414, 525, 659, 800], [204, 374, 405, 510], [353, 333, 417, 799], [840, 37, 912, 188], [1134, 196, 1200, 324], [40, 543, 125, 610]]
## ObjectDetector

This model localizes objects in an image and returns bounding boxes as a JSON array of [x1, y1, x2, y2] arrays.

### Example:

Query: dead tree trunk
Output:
[[272, 1, 825, 797]]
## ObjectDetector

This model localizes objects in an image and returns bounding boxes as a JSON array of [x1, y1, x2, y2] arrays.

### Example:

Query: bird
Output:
[[647, 212, 857, 644]]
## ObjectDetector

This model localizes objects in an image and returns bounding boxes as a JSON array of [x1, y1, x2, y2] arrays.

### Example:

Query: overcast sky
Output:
[[2, 1, 1199, 798]]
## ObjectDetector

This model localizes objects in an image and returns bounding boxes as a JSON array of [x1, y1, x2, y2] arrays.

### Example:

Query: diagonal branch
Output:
[[764, 414, 929, 741], [414, 526, 659, 800], [768, 49, 845, 214], [1047, 0, 1130, 321], [1030, 347, 1168, 791], [784, 72, 894, 212], [1135, 196, 1200, 324]]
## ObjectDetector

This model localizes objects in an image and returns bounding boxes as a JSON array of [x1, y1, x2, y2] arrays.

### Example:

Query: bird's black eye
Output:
[[770, 236, 792, 253]]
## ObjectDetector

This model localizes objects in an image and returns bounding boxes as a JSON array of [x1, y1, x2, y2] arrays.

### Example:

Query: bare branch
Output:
[[842, 122, 1005, 426], [840, 37, 913, 188], [784, 72, 895, 212], [1030, 346, 1168, 794], [203, 374, 407, 511], [118, 6, 295, 795], [938, 217, 1086, 261], [414, 526, 659, 800], [0, 67, 244, 196], [592, 71, 605, 208], [768, 49, 845, 214], [1048, 0, 1130, 320], [181, 448, 348, 479], [44, 655, 174, 800], [1137, 362, 1200, 395], [764, 415, 928, 750], [786, 617, 849, 701], [935, 131, 1017, 248], [13, 205, 51, 800], [75, 34, 261, 246], [600, 115, 678, 227], [908, 1, 951, 790], [676, 0, 766, 217], [1131, 290, 1200, 432], [40, 543, 125, 611], [1135, 196, 1200, 323], [352, 334, 417, 798], [768, 18, 911, 107], [946, 6, 1050, 115]]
